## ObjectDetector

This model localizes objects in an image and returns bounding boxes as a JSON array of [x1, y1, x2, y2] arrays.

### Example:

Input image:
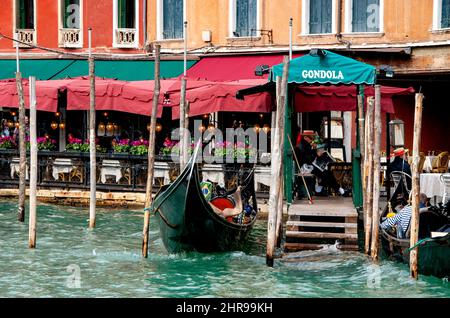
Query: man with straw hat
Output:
[[387, 147, 412, 185]]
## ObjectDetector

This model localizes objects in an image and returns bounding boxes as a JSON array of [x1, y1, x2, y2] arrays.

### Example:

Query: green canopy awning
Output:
[[270, 50, 376, 85], [0, 59, 197, 81]]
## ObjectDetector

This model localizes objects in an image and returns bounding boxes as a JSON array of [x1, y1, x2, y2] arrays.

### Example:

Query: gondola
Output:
[[150, 144, 258, 253], [380, 203, 450, 278]]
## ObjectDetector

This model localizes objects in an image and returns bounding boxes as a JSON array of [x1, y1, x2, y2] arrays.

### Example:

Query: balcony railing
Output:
[[115, 28, 137, 48], [0, 150, 266, 194], [15, 29, 36, 48], [59, 28, 82, 48]]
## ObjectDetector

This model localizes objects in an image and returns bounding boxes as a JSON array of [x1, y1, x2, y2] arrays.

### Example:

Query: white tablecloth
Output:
[[153, 162, 171, 185], [254, 166, 271, 190], [201, 164, 225, 185], [420, 173, 445, 202], [10, 158, 29, 179], [100, 160, 122, 183], [52, 158, 75, 180]]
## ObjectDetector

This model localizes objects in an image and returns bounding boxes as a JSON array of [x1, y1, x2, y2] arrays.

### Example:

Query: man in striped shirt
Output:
[[381, 193, 428, 239]]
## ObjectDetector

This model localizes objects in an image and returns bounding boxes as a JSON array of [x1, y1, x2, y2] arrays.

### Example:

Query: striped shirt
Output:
[[381, 205, 413, 239]]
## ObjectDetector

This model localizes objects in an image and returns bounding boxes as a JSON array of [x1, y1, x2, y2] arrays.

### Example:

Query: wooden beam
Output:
[[370, 85, 382, 261], [266, 56, 289, 267], [364, 97, 374, 255], [143, 44, 161, 258], [410, 93, 424, 279], [88, 28, 96, 229], [286, 221, 357, 228], [28, 76, 37, 248], [285, 231, 358, 240], [16, 71, 26, 222], [179, 77, 187, 171]]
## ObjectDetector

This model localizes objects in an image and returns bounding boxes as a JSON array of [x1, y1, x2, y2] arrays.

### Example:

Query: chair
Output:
[[418, 152, 426, 173], [440, 173, 450, 204], [431, 151, 449, 173], [390, 171, 412, 203]]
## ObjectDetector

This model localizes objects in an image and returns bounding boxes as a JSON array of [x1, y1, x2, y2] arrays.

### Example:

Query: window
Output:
[[62, 0, 81, 29], [60, 0, 82, 47], [233, 0, 257, 37], [309, 0, 333, 34], [113, 0, 139, 47], [441, 0, 450, 29], [161, 0, 184, 39], [16, 0, 34, 29], [350, 0, 381, 33], [117, 0, 136, 29]]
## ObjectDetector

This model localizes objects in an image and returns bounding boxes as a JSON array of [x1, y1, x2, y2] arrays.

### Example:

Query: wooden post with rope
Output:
[[370, 85, 382, 261], [410, 93, 424, 279], [28, 76, 37, 248], [266, 56, 289, 267], [142, 44, 161, 258]]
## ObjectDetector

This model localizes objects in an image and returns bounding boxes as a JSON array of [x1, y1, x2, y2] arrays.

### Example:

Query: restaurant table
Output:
[[10, 157, 29, 179], [201, 164, 225, 185], [100, 160, 122, 183], [52, 158, 75, 181], [153, 162, 171, 185], [420, 173, 445, 203]]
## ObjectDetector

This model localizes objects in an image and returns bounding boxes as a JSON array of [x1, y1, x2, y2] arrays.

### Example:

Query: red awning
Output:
[[294, 85, 415, 113], [66, 79, 179, 117], [186, 54, 302, 81], [167, 79, 272, 119], [0, 78, 66, 112]]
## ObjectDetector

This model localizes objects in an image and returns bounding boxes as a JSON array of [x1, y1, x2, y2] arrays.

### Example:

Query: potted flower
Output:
[[214, 141, 235, 161], [35, 136, 56, 151], [66, 136, 106, 153], [159, 137, 177, 156], [130, 138, 149, 156], [0, 136, 16, 149], [112, 138, 131, 153]]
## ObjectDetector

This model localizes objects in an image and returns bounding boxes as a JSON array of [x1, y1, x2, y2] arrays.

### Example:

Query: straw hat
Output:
[[392, 147, 409, 157]]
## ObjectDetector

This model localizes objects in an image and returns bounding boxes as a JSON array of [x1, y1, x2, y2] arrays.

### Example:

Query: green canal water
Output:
[[0, 199, 448, 298]]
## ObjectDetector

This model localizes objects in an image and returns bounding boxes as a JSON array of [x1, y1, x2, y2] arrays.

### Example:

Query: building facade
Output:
[[145, 0, 450, 151]]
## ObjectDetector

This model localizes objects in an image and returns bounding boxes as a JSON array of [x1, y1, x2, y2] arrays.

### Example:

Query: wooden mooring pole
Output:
[[410, 93, 424, 279], [266, 56, 289, 267], [370, 86, 382, 261], [28, 76, 37, 248], [16, 71, 26, 222], [88, 28, 96, 229], [143, 44, 161, 258], [364, 97, 374, 255], [179, 77, 187, 170]]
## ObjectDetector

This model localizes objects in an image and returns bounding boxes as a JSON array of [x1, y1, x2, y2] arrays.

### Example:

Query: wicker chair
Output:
[[432, 151, 449, 173]]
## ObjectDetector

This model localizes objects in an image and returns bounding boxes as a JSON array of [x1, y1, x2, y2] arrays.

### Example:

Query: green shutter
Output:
[[443, 0, 450, 28], [18, 0, 26, 29], [118, 0, 126, 28]]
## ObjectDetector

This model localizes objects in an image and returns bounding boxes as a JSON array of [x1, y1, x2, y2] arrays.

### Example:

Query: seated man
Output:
[[311, 144, 345, 196], [381, 193, 428, 239]]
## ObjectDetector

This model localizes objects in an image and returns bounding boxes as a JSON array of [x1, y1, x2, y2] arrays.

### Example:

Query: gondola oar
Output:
[[287, 135, 314, 205]]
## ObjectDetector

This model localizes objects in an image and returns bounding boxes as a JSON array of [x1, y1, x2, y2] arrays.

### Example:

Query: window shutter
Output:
[[63, 0, 80, 29], [309, 0, 332, 34], [442, 0, 450, 28], [323, 0, 332, 34], [174, 0, 184, 39], [352, 0, 379, 32], [248, 0, 257, 36], [236, 0, 249, 36], [236, 0, 257, 37], [17, 0, 25, 29]]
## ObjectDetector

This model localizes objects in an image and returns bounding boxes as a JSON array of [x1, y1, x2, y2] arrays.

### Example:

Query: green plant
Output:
[[130, 145, 148, 155]]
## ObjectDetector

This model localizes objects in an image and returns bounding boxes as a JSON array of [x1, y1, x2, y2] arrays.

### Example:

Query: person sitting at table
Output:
[[381, 193, 428, 239], [311, 144, 346, 196]]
